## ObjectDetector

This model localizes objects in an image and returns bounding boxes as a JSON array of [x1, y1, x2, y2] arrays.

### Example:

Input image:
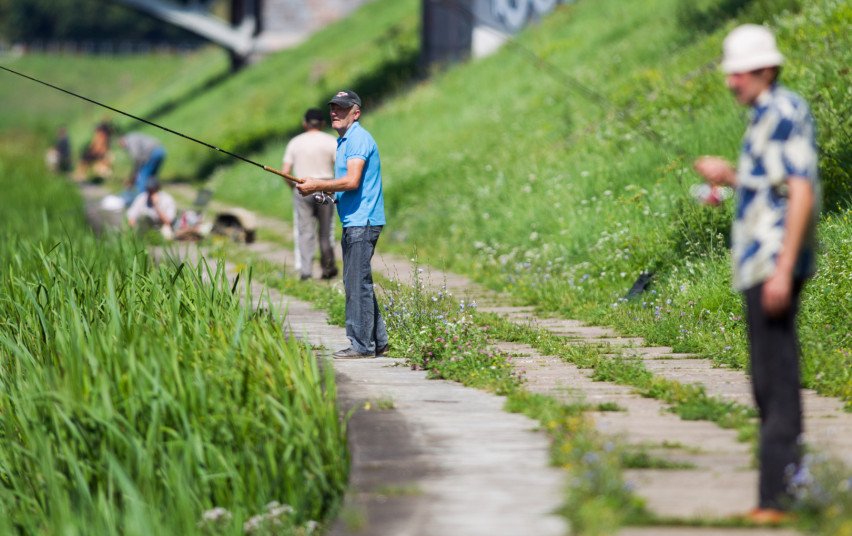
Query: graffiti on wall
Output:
[[491, 0, 566, 32]]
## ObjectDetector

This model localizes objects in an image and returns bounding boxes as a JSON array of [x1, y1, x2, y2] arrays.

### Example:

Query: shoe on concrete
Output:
[[333, 347, 374, 359], [744, 508, 794, 525], [375, 344, 389, 357]]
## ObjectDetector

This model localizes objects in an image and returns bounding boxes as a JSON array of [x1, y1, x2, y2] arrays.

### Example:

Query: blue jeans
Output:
[[122, 148, 166, 205], [342, 225, 388, 354]]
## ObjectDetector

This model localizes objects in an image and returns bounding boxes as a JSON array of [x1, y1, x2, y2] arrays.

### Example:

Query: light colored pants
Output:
[[294, 193, 335, 278]]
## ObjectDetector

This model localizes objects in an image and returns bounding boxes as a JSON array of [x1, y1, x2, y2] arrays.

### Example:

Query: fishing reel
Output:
[[313, 192, 336, 206]]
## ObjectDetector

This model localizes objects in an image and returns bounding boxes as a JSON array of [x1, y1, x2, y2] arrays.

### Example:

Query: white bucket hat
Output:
[[721, 24, 784, 74]]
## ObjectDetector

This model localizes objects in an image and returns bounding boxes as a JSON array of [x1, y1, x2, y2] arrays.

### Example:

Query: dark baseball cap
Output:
[[304, 108, 325, 123], [328, 90, 361, 108]]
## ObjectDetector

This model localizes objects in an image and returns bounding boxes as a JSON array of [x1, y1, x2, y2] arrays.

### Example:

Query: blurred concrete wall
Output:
[[258, 0, 371, 51], [422, 0, 572, 67]]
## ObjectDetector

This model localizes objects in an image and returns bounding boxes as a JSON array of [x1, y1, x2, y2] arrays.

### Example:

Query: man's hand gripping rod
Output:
[[263, 166, 335, 205]]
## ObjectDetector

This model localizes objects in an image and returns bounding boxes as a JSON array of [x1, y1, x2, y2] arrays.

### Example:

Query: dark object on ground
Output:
[[624, 271, 654, 300], [211, 208, 257, 243]]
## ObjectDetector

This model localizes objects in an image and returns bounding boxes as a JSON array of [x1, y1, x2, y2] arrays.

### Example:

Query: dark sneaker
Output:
[[321, 267, 339, 280], [375, 344, 389, 357], [333, 347, 374, 359]]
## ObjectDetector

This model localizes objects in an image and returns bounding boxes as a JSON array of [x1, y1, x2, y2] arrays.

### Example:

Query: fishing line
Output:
[[0, 63, 299, 184], [430, 0, 733, 213], [428, 0, 698, 159], [428, 0, 726, 280]]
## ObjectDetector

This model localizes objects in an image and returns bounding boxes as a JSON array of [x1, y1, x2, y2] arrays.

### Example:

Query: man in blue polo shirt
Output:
[[297, 90, 388, 358]]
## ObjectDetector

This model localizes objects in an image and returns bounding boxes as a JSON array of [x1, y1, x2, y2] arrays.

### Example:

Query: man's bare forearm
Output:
[[775, 178, 814, 277]]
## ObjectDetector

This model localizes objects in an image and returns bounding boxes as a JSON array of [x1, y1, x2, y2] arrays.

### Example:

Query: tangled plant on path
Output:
[[380, 266, 514, 392]]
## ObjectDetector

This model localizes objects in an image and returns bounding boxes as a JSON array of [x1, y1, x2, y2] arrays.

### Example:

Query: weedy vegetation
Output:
[[0, 136, 347, 534]]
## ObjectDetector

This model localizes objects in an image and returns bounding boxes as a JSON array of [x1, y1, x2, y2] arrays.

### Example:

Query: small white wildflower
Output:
[[267, 503, 294, 518], [201, 507, 232, 523], [198, 506, 232, 529], [243, 514, 264, 533]]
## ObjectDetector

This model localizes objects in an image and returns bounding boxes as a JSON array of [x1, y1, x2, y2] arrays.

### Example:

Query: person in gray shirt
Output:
[[119, 132, 166, 206], [282, 108, 339, 280]]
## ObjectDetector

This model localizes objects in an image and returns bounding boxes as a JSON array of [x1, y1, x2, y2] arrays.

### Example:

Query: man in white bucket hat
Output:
[[694, 24, 820, 524]]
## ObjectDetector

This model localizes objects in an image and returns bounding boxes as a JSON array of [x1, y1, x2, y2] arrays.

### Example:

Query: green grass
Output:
[[2, 0, 850, 531], [365, 0, 850, 405], [96, 0, 849, 404], [0, 47, 228, 138], [128, 0, 419, 183], [0, 134, 348, 534], [245, 248, 849, 535], [11, 0, 844, 404]]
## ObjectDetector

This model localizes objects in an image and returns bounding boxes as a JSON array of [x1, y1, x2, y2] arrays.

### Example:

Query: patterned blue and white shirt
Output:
[[732, 84, 819, 291]]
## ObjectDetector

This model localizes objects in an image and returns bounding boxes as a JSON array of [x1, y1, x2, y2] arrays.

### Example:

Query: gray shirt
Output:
[[121, 133, 162, 164]]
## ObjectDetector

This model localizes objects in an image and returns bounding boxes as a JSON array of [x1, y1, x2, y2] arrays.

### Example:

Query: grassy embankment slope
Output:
[[144, 0, 849, 403], [132, 0, 419, 216], [0, 50, 348, 534], [314, 3, 852, 526], [370, 0, 851, 401], [0, 47, 229, 142]]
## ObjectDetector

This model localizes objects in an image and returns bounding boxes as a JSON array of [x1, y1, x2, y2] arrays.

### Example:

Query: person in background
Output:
[[126, 179, 177, 240], [74, 121, 113, 181], [297, 90, 388, 359], [282, 108, 339, 280], [45, 126, 72, 174], [119, 131, 166, 206], [693, 24, 820, 524]]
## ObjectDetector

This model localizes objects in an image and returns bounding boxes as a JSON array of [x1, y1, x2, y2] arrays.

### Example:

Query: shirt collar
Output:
[[753, 83, 778, 110], [339, 120, 361, 141], [750, 83, 778, 123]]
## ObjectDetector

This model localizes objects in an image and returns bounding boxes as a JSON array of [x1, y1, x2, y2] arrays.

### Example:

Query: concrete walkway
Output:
[[247, 271, 568, 536], [80, 183, 568, 536], [494, 309, 852, 468]]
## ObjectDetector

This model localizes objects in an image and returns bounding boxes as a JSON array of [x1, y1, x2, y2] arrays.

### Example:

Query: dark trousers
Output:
[[341, 225, 388, 354], [744, 280, 805, 510]]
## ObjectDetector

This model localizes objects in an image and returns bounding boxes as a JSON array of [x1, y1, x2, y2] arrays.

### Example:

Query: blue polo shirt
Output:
[[334, 121, 386, 227]]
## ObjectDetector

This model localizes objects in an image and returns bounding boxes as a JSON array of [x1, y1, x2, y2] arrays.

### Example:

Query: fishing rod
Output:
[[0, 63, 336, 200]]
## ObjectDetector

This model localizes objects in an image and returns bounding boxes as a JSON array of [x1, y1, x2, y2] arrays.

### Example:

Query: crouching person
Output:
[[127, 179, 177, 240]]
